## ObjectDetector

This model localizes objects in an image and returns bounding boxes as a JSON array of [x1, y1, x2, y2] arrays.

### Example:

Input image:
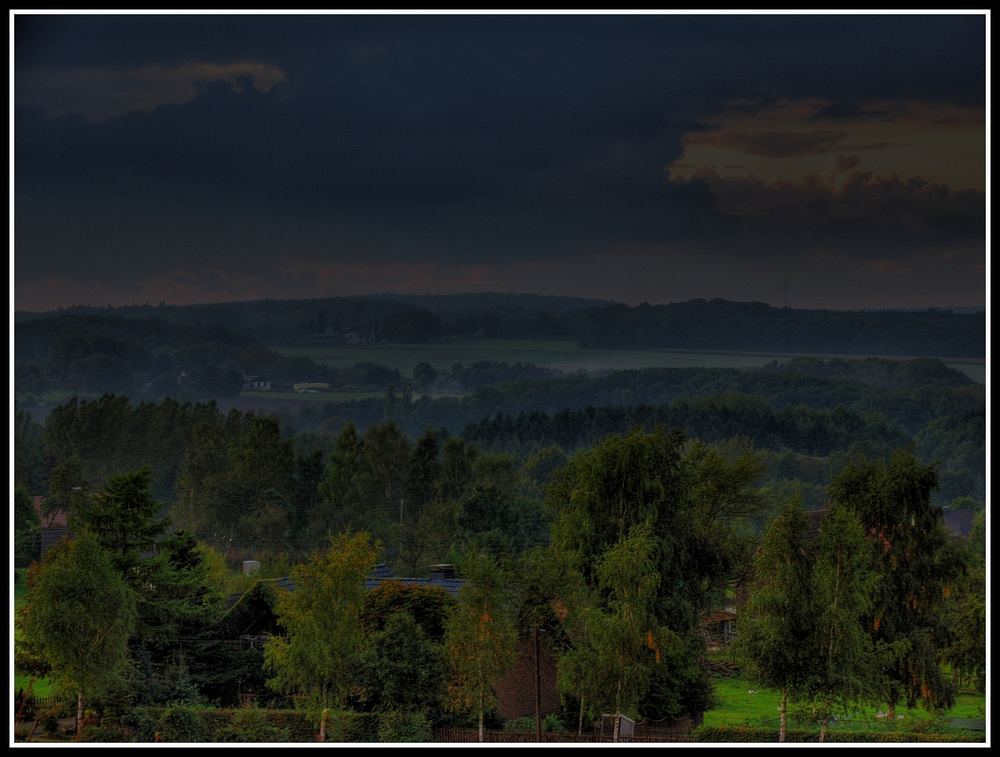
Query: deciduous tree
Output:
[[443, 551, 518, 742], [22, 534, 136, 738], [263, 531, 379, 738], [729, 498, 814, 742], [803, 503, 879, 742], [830, 451, 963, 717]]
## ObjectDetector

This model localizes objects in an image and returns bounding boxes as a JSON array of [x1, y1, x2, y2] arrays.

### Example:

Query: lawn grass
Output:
[[275, 339, 985, 383], [15, 570, 28, 611], [704, 674, 986, 733], [13, 569, 57, 698]]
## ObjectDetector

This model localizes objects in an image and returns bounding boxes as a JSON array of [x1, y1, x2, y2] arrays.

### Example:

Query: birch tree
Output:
[[443, 551, 518, 742], [803, 503, 879, 742], [22, 534, 136, 739], [729, 498, 814, 742], [264, 531, 378, 740], [591, 522, 671, 742]]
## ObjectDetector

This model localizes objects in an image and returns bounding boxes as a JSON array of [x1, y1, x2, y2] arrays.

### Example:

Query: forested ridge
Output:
[[17, 294, 985, 360]]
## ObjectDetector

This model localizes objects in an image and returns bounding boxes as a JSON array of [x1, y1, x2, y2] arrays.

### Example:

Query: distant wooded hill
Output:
[[15, 293, 984, 358]]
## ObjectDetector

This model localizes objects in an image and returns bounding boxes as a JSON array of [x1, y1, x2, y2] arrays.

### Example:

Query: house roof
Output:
[[223, 567, 465, 611], [365, 576, 465, 596]]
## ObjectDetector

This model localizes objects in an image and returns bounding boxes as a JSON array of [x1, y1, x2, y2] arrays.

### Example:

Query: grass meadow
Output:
[[703, 672, 985, 735], [14, 569, 55, 698]]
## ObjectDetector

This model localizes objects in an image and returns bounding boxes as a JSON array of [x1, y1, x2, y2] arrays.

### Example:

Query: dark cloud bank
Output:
[[14, 14, 986, 310]]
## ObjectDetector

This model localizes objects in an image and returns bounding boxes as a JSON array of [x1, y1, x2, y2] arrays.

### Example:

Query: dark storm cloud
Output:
[[685, 130, 896, 158], [695, 171, 985, 248], [684, 130, 852, 158], [807, 101, 895, 122], [13, 13, 987, 309]]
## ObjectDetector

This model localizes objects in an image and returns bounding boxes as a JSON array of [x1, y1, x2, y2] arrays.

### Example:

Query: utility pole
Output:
[[782, 279, 790, 309]]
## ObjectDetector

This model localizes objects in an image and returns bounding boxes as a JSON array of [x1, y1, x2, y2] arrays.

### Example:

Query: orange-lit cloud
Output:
[[17, 61, 287, 121], [667, 98, 984, 191]]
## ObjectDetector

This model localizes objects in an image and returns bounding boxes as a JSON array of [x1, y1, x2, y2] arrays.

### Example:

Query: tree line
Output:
[[16, 431, 984, 743], [18, 294, 985, 357]]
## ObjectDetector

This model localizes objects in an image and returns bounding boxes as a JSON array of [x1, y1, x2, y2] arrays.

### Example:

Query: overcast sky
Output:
[[13, 13, 986, 311]]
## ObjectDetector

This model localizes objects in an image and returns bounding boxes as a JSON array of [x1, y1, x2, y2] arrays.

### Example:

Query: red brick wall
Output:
[[495, 636, 561, 720]]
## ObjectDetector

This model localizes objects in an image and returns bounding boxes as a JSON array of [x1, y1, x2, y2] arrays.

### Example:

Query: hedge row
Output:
[[692, 725, 985, 743], [116, 706, 380, 743]]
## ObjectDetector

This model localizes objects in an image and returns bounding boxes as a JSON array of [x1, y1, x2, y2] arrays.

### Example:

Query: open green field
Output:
[[14, 389, 97, 405], [14, 570, 56, 698], [243, 390, 388, 403], [276, 339, 985, 383], [240, 389, 468, 403], [704, 674, 985, 734]]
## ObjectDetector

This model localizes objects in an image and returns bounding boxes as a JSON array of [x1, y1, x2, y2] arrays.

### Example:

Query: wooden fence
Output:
[[15, 695, 74, 720], [434, 728, 592, 743], [435, 719, 694, 743]]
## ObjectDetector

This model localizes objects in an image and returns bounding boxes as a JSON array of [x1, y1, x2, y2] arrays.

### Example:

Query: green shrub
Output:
[[543, 714, 564, 732], [377, 711, 432, 742], [255, 710, 318, 742], [200, 708, 316, 742], [40, 712, 59, 737], [502, 714, 563, 733], [218, 708, 291, 742], [504, 715, 536, 732], [325, 711, 379, 742], [121, 706, 160, 742], [106, 706, 395, 743], [157, 704, 208, 742], [903, 712, 950, 734], [80, 724, 127, 742]]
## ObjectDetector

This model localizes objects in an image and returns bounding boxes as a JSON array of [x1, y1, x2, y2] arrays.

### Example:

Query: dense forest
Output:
[[14, 354, 984, 570]]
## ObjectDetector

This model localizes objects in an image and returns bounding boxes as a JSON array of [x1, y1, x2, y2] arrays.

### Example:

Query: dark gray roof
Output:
[[224, 569, 465, 611], [364, 576, 465, 596]]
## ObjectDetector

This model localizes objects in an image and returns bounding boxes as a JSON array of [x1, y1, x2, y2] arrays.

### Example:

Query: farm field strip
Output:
[[239, 390, 468, 403], [273, 340, 985, 383]]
